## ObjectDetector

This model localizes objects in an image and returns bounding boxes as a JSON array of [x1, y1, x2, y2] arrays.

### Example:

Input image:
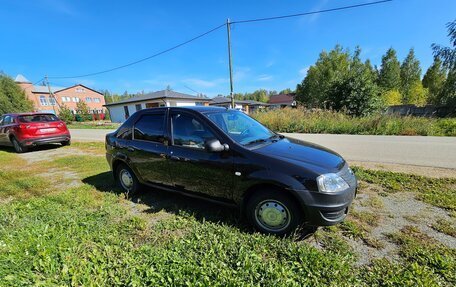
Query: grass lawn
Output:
[[0, 143, 455, 286], [66, 121, 120, 130]]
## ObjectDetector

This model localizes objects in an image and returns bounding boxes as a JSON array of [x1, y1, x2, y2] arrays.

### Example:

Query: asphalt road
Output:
[[69, 129, 456, 169]]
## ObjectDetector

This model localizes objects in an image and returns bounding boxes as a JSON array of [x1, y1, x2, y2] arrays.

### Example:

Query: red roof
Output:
[[268, 93, 295, 104]]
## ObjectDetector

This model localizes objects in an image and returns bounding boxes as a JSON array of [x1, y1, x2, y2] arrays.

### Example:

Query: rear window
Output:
[[19, 114, 59, 123]]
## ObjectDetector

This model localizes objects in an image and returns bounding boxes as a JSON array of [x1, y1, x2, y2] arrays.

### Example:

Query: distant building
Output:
[[15, 74, 106, 117], [209, 96, 269, 114], [104, 90, 210, 123], [268, 93, 297, 108]]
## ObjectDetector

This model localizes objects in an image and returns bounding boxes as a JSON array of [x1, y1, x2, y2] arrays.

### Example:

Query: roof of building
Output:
[[14, 74, 31, 83], [209, 96, 269, 106], [268, 93, 296, 104], [32, 85, 67, 94], [104, 90, 210, 106]]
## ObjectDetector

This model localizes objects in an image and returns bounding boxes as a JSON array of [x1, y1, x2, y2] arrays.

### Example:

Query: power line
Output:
[[48, 23, 226, 79], [231, 0, 392, 24], [21, 77, 45, 91]]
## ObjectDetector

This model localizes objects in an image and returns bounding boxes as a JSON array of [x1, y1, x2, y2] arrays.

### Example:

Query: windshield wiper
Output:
[[243, 138, 267, 146]]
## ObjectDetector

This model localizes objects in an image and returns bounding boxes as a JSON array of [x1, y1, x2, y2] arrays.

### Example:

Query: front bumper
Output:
[[20, 135, 71, 146], [294, 165, 358, 226]]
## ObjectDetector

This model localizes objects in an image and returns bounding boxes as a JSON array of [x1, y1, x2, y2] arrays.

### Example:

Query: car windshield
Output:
[[18, 114, 59, 123], [206, 110, 275, 145]]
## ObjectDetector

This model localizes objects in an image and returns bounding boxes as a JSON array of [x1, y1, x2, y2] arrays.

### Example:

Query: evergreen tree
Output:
[[378, 48, 401, 91], [422, 58, 447, 104], [0, 75, 34, 114], [400, 48, 422, 103]]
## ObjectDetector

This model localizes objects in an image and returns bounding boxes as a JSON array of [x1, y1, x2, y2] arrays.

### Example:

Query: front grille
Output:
[[338, 164, 357, 187]]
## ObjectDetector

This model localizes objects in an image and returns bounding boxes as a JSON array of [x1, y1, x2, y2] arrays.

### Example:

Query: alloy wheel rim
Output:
[[255, 199, 291, 232], [120, 169, 133, 190]]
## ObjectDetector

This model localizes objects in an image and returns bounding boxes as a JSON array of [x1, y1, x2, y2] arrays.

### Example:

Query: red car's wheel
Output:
[[11, 137, 28, 153]]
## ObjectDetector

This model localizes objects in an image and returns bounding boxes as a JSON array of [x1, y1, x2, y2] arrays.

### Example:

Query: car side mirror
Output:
[[205, 139, 229, 152]]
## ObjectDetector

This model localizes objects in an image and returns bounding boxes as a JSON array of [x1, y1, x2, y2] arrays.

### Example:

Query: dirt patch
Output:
[[350, 161, 456, 178], [18, 146, 87, 164], [309, 181, 456, 266]]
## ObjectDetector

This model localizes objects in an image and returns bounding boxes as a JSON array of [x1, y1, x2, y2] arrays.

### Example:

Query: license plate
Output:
[[40, 128, 56, 133]]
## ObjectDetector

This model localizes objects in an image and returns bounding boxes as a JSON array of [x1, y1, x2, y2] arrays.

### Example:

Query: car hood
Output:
[[254, 137, 345, 171]]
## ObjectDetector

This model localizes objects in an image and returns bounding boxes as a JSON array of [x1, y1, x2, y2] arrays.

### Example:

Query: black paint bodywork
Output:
[[105, 107, 357, 226]]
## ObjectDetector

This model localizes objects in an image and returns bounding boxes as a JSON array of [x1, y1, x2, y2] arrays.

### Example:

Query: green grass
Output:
[[67, 121, 119, 130], [432, 218, 456, 237], [252, 108, 456, 136], [1, 143, 456, 286], [353, 167, 456, 212]]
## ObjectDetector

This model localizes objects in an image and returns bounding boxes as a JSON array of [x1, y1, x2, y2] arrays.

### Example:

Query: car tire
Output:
[[61, 140, 71, 146], [115, 163, 142, 195], [246, 189, 303, 236], [11, 137, 28, 153]]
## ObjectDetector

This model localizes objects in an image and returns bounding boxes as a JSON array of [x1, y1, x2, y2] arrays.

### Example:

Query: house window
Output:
[[76, 88, 85, 93], [86, 97, 92, 103], [93, 98, 101, 103], [39, 96, 48, 106], [72, 97, 80, 102], [49, 97, 56, 106], [124, 106, 130, 119], [135, 104, 142, 112]]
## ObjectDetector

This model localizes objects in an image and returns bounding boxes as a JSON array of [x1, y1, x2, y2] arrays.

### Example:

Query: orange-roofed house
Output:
[[15, 74, 106, 118]]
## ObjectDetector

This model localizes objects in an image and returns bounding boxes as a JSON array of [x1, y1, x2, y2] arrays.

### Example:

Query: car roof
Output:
[[139, 106, 230, 114], [2, 112, 56, 117]]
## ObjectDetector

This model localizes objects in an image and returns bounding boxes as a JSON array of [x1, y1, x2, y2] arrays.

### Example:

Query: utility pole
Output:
[[226, 18, 235, 109], [45, 75, 57, 114]]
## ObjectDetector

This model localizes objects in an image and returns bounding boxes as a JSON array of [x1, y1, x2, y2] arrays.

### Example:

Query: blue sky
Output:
[[1, 0, 455, 97]]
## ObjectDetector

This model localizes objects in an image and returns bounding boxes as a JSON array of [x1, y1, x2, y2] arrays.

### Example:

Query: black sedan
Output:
[[105, 106, 357, 235]]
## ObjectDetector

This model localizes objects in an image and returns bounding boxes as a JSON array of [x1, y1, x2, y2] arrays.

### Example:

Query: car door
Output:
[[128, 110, 171, 186], [168, 110, 235, 200]]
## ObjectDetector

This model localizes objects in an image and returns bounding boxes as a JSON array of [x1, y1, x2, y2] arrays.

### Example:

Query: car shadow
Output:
[[83, 172, 317, 239], [0, 143, 62, 153], [82, 172, 244, 230]]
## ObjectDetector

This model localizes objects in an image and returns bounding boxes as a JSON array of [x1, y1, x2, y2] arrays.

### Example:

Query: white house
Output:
[[105, 90, 210, 123]]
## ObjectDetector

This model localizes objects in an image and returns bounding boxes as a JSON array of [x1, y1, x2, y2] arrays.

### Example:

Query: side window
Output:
[[172, 113, 216, 150], [134, 114, 165, 143], [0, 116, 3, 126], [3, 116, 12, 125], [116, 126, 132, 140]]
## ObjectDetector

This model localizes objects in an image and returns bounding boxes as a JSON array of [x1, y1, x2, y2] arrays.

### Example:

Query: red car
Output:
[[0, 113, 71, 153]]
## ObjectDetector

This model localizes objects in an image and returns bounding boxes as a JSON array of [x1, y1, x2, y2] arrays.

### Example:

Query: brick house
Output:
[[15, 74, 106, 118], [268, 93, 297, 108]]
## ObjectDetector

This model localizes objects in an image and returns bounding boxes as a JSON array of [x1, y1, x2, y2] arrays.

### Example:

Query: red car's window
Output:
[[19, 114, 59, 123]]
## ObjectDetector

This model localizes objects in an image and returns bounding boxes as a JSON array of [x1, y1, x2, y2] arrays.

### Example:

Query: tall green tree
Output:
[[0, 75, 34, 114], [326, 48, 380, 116], [432, 19, 456, 107], [378, 48, 401, 91], [422, 58, 447, 104], [400, 48, 422, 103], [279, 88, 294, 94], [296, 45, 351, 107]]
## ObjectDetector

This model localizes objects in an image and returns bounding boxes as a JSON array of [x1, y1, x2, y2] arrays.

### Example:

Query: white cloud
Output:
[[257, 74, 273, 81]]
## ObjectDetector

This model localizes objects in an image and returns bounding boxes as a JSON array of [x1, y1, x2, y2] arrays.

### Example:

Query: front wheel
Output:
[[115, 163, 141, 195], [246, 189, 303, 236], [11, 137, 28, 153]]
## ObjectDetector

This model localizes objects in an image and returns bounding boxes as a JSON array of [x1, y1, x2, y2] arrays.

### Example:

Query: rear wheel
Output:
[[115, 163, 141, 195], [11, 137, 28, 153], [246, 189, 303, 236]]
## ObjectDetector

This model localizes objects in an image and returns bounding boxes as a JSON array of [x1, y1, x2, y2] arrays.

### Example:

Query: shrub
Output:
[[252, 108, 456, 136], [58, 105, 74, 124]]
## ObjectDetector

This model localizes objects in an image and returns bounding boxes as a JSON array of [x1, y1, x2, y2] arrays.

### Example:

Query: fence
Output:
[[386, 104, 455, 118]]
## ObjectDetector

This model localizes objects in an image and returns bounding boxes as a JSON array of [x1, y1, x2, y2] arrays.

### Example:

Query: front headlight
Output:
[[316, 173, 349, 193]]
